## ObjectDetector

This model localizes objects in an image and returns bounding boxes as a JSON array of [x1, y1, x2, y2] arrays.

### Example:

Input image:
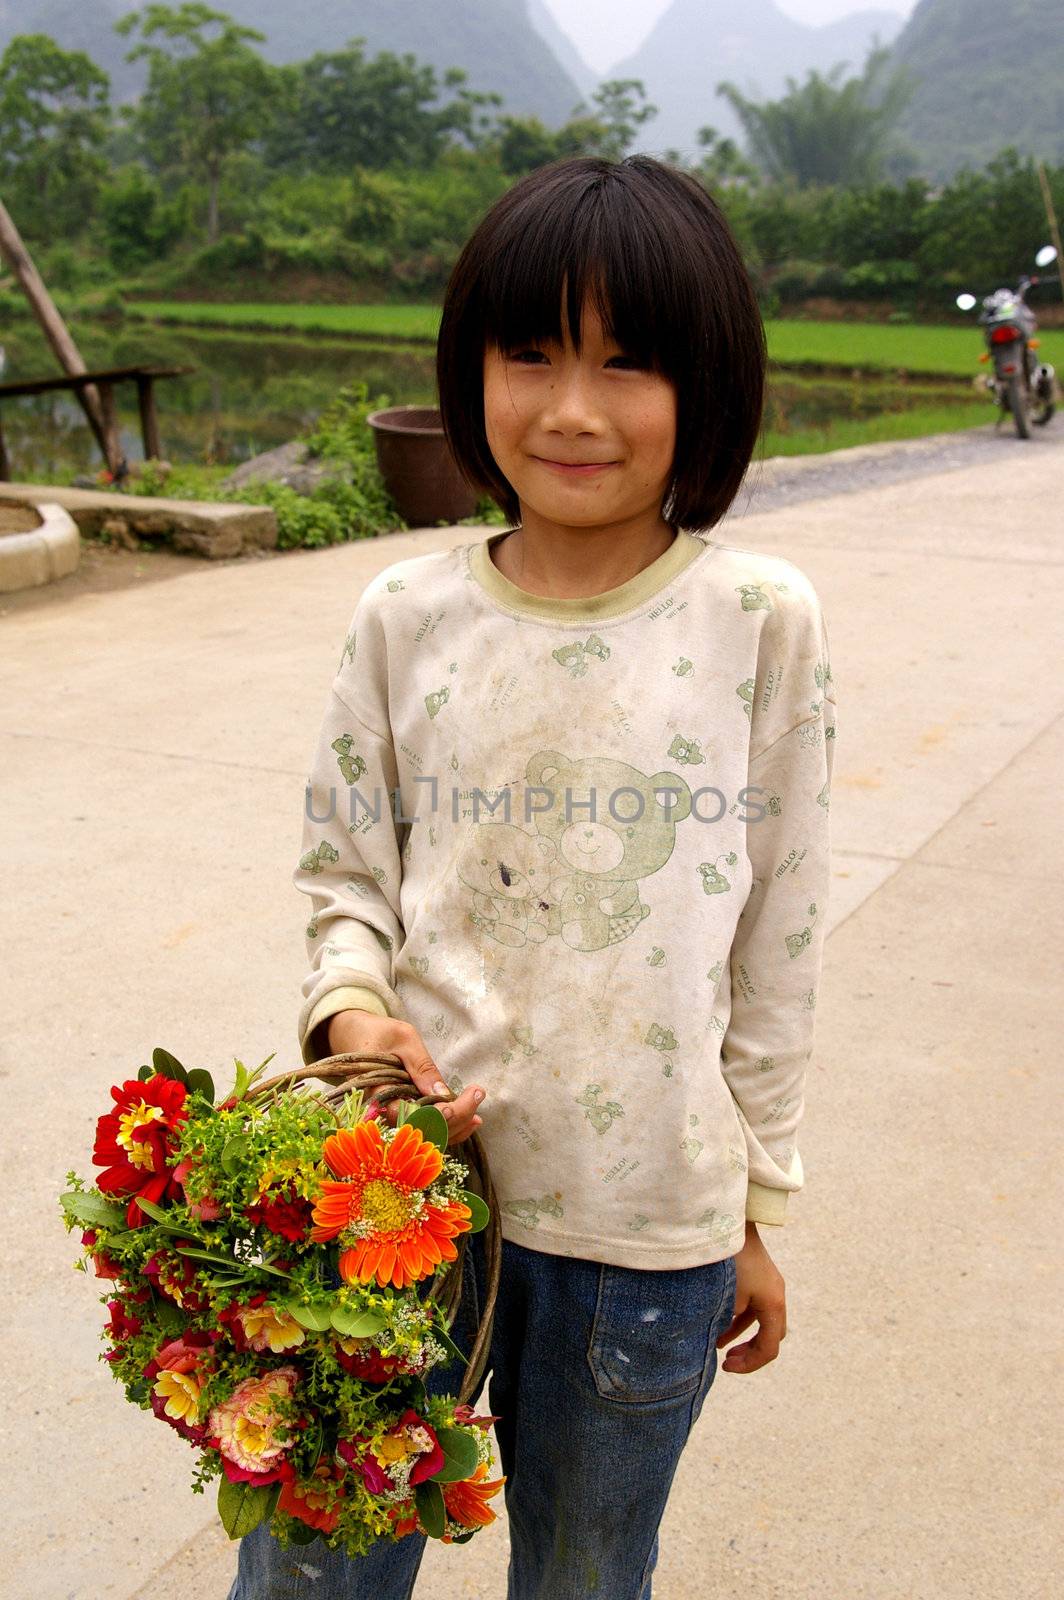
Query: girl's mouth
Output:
[[533, 457, 619, 476]]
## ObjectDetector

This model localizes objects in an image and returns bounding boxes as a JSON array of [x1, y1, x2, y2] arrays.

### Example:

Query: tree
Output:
[[583, 79, 658, 160], [267, 42, 500, 173], [0, 34, 111, 239], [117, 3, 276, 242], [717, 46, 914, 188], [694, 125, 760, 189]]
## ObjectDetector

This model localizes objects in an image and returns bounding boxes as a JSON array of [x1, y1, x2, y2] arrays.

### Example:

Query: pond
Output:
[[0, 319, 986, 481]]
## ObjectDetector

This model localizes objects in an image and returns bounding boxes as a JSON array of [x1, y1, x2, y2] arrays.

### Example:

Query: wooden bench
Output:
[[0, 363, 193, 481]]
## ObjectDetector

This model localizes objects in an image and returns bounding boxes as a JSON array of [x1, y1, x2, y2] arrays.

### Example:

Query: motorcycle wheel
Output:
[[1007, 375, 1031, 439], [1031, 401, 1054, 427]]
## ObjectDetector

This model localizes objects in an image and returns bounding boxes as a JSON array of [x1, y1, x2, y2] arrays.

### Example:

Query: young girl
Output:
[[231, 153, 836, 1599]]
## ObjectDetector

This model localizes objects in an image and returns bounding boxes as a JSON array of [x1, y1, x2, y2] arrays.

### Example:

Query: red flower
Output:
[[92, 1076, 189, 1227], [338, 1409, 444, 1494], [103, 1299, 143, 1362], [80, 1229, 124, 1280], [277, 1466, 342, 1533], [335, 1344, 423, 1383], [142, 1247, 209, 1313], [247, 1186, 312, 1242]]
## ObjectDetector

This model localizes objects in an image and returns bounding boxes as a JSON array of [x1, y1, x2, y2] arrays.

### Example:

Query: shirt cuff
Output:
[[302, 985, 390, 1064], [745, 1181, 791, 1226]]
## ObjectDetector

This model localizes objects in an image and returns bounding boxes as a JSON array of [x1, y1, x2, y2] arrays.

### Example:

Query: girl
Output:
[[232, 154, 836, 1599]]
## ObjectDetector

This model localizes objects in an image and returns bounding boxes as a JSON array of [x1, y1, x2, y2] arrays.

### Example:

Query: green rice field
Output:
[[127, 300, 1064, 379]]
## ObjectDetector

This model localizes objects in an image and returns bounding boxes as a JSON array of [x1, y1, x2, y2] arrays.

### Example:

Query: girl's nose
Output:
[[539, 369, 606, 435]]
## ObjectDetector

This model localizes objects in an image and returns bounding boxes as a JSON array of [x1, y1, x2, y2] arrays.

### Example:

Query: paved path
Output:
[[3, 431, 1062, 1600]]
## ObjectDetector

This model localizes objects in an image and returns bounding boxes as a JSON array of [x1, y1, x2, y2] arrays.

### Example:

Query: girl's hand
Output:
[[325, 1009, 485, 1144], [715, 1221, 787, 1374]]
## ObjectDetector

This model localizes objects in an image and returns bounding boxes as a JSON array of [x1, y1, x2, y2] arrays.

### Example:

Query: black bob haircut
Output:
[[436, 154, 766, 532]]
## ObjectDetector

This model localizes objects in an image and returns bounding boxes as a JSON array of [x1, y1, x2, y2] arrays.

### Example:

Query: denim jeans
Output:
[[227, 1229, 738, 1600]]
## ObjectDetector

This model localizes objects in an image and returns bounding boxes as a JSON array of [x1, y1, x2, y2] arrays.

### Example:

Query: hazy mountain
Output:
[[527, 0, 598, 101], [0, 0, 585, 124], [893, 0, 1064, 177], [605, 0, 904, 155]]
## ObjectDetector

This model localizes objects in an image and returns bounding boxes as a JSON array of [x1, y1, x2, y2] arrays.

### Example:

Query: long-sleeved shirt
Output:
[[293, 528, 837, 1269]]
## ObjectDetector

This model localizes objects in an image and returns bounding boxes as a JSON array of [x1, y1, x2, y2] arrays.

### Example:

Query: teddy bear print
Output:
[[699, 852, 739, 894], [575, 1083, 625, 1134], [502, 1195, 564, 1229], [457, 822, 557, 947], [667, 733, 706, 766], [425, 686, 450, 719], [551, 634, 611, 679], [524, 749, 693, 952], [299, 840, 338, 874], [331, 733, 368, 787]]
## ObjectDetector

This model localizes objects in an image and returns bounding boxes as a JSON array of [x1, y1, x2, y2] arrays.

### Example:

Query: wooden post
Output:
[[0, 409, 9, 482], [1036, 162, 1064, 301], [136, 374, 162, 460], [0, 195, 124, 474]]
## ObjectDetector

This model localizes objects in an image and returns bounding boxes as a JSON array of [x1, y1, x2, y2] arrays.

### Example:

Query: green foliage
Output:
[[99, 164, 189, 268], [0, 32, 111, 238], [117, 3, 278, 241], [719, 47, 915, 188]]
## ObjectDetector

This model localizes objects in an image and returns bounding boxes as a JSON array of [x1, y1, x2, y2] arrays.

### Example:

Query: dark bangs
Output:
[[436, 155, 766, 531]]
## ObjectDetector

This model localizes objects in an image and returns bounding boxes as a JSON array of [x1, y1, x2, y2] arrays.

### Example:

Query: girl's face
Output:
[[482, 298, 677, 534]]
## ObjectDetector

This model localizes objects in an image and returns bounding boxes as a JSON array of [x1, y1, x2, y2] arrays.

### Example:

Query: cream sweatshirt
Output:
[[293, 529, 837, 1270]]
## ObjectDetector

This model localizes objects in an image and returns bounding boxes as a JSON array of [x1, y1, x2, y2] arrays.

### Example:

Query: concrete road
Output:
[[3, 431, 1061, 1600]]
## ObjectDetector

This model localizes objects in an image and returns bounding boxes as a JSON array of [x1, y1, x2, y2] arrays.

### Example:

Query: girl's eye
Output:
[[507, 348, 550, 365], [606, 354, 645, 370]]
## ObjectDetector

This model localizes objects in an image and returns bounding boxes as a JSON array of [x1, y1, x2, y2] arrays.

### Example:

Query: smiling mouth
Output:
[[533, 457, 619, 474]]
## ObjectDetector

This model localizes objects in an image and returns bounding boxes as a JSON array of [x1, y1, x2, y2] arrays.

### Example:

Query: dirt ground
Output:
[[0, 533, 287, 619], [0, 504, 42, 534]]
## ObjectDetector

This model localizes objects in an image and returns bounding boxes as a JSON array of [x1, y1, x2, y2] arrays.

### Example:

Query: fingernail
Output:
[[432, 1080, 448, 1096], [473, 1089, 484, 1103]]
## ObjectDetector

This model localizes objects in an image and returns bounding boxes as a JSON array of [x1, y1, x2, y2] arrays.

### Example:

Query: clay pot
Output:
[[366, 406, 478, 527]]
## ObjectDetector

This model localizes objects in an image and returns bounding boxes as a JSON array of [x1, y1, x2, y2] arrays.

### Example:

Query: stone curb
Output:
[[0, 481, 278, 560], [0, 501, 80, 593]]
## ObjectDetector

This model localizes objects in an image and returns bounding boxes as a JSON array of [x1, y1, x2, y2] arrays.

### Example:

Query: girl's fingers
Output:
[[716, 1307, 757, 1347]]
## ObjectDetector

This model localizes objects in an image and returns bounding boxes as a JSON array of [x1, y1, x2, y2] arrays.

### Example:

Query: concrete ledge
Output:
[[0, 481, 277, 560], [0, 502, 80, 592]]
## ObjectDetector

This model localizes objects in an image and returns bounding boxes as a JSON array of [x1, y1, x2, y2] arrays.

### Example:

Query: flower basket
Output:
[[60, 1046, 505, 1556]]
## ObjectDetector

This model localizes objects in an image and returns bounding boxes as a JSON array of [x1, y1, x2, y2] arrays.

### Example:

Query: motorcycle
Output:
[[956, 244, 1059, 439]]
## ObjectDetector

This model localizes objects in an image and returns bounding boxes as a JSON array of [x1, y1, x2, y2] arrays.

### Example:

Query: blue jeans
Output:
[[227, 1230, 737, 1599]]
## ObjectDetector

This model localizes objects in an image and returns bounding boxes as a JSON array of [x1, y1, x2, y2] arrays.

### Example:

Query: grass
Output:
[[761, 399, 997, 456], [127, 300, 441, 342], [127, 300, 1064, 376], [766, 318, 1064, 378]]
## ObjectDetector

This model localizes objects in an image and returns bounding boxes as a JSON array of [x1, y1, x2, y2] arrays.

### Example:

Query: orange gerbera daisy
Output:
[[310, 1120, 472, 1289], [441, 1462, 506, 1533]]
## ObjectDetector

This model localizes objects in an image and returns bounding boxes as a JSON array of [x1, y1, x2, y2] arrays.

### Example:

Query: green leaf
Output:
[[414, 1479, 445, 1539], [154, 1300, 185, 1335], [217, 1477, 274, 1541], [137, 1064, 154, 1082], [186, 1068, 216, 1103], [133, 1196, 173, 1225], [432, 1324, 468, 1366], [429, 1426, 480, 1484], [175, 1246, 240, 1267], [61, 1191, 127, 1232], [256, 1259, 293, 1279], [451, 1529, 476, 1544], [221, 1136, 251, 1175], [330, 1304, 387, 1337], [458, 1190, 489, 1233], [405, 1105, 449, 1153], [303, 1416, 324, 1474], [284, 1520, 320, 1546], [152, 1048, 189, 1084], [230, 1059, 249, 1101], [286, 1300, 335, 1332]]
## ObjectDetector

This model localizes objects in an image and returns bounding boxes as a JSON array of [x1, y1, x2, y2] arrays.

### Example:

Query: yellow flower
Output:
[[154, 1369, 201, 1423], [237, 1305, 306, 1353]]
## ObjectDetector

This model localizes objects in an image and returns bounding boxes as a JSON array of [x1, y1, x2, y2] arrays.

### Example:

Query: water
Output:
[[0, 319, 984, 481]]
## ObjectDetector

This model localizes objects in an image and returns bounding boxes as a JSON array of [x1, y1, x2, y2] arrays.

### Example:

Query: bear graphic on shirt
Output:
[[524, 749, 693, 952], [457, 822, 558, 947]]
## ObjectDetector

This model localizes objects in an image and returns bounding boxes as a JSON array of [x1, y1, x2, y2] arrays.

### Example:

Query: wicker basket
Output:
[[246, 1051, 500, 1404]]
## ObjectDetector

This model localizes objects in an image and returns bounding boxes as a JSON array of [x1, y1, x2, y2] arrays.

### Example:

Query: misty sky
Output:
[[541, 0, 916, 72]]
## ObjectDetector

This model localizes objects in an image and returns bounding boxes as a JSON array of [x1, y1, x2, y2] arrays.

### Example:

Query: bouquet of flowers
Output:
[[60, 1047, 505, 1556]]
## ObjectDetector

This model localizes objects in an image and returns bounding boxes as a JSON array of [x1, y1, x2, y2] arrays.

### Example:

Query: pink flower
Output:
[[338, 1408, 444, 1495], [207, 1368, 301, 1483], [172, 1158, 223, 1221]]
